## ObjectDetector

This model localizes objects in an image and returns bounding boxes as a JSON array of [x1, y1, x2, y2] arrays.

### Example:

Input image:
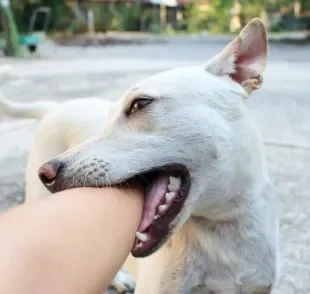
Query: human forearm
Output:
[[0, 187, 143, 294]]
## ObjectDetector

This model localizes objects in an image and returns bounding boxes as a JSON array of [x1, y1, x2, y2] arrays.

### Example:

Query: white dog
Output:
[[1, 18, 279, 294]]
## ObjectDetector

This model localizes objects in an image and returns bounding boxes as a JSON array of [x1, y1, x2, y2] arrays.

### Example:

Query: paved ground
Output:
[[0, 39, 309, 293]]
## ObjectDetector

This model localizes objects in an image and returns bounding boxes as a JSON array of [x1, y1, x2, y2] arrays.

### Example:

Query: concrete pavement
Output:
[[0, 41, 309, 293]]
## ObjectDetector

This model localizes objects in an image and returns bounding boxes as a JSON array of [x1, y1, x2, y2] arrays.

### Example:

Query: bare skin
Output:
[[0, 187, 143, 294]]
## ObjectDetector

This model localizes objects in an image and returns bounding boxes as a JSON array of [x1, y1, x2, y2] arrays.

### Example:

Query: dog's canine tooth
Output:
[[169, 176, 181, 186], [136, 232, 148, 242], [168, 176, 181, 192], [165, 192, 175, 202], [135, 242, 143, 249], [154, 215, 159, 220], [168, 183, 178, 192], [158, 204, 168, 213]]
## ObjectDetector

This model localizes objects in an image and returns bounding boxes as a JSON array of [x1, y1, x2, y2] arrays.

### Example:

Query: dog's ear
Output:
[[205, 18, 268, 94]]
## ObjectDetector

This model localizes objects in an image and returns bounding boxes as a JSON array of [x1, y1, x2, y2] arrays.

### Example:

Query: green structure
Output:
[[0, 0, 20, 56]]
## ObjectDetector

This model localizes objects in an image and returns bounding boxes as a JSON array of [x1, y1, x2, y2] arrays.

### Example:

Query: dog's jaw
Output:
[[131, 168, 191, 257]]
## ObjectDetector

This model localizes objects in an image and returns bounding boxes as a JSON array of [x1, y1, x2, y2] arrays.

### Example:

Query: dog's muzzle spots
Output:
[[38, 158, 112, 193]]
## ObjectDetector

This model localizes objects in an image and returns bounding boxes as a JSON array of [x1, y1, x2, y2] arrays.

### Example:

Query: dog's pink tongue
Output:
[[138, 174, 169, 232]]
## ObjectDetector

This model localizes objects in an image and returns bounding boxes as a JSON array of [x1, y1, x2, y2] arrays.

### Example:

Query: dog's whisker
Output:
[[136, 174, 150, 184], [68, 171, 85, 189], [83, 170, 91, 188], [66, 164, 81, 189], [106, 172, 112, 189], [69, 164, 79, 183], [124, 180, 131, 190], [69, 175, 83, 189]]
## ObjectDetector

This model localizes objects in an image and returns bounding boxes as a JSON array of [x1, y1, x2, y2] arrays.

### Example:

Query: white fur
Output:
[[1, 19, 279, 294]]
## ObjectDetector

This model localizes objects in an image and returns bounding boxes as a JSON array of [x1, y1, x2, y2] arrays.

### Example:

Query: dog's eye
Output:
[[128, 98, 153, 115]]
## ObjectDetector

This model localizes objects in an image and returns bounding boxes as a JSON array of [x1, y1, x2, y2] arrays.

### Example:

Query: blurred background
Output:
[[0, 1, 309, 294], [0, 0, 308, 55], [0, 0, 310, 55], [3, 0, 310, 36]]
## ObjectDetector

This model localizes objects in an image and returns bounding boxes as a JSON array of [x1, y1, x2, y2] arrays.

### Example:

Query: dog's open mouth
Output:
[[124, 164, 190, 258]]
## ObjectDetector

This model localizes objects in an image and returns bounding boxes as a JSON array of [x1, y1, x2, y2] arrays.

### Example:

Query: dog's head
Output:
[[38, 19, 269, 257]]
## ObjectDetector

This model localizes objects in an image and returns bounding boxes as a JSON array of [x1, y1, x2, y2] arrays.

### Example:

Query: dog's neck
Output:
[[184, 180, 273, 243], [193, 174, 270, 222], [156, 180, 277, 293]]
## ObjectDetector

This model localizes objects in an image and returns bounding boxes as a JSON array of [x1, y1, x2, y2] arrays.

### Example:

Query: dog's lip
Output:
[[126, 164, 191, 258]]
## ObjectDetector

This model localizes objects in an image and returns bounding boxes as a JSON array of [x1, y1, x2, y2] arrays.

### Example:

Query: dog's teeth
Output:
[[158, 204, 168, 213], [165, 192, 175, 202], [135, 242, 143, 249], [154, 215, 159, 220], [168, 183, 180, 192], [136, 232, 148, 242], [169, 176, 180, 185], [168, 176, 181, 192]]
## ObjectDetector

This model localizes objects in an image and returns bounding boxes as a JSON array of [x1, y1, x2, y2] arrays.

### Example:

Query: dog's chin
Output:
[[122, 164, 191, 258]]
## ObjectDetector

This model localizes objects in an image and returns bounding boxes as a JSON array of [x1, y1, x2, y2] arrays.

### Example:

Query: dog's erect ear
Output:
[[205, 18, 268, 94]]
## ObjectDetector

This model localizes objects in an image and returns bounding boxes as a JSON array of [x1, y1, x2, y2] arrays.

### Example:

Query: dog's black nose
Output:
[[38, 160, 63, 189]]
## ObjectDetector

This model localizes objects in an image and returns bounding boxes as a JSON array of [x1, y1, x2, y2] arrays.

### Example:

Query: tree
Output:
[[186, 0, 234, 32], [186, 0, 310, 33], [0, 0, 20, 56]]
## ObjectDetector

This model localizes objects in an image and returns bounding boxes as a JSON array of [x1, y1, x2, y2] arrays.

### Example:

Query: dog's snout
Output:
[[38, 160, 63, 190]]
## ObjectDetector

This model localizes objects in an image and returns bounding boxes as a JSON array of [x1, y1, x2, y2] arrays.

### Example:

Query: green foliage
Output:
[[186, 0, 234, 33], [144, 7, 161, 33], [185, 0, 310, 33], [83, 2, 141, 32], [52, 2, 141, 33], [118, 2, 141, 31], [10, 0, 50, 32], [7, 0, 310, 35], [0, 3, 21, 56], [87, 3, 113, 32], [270, 0, 310, 13]]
